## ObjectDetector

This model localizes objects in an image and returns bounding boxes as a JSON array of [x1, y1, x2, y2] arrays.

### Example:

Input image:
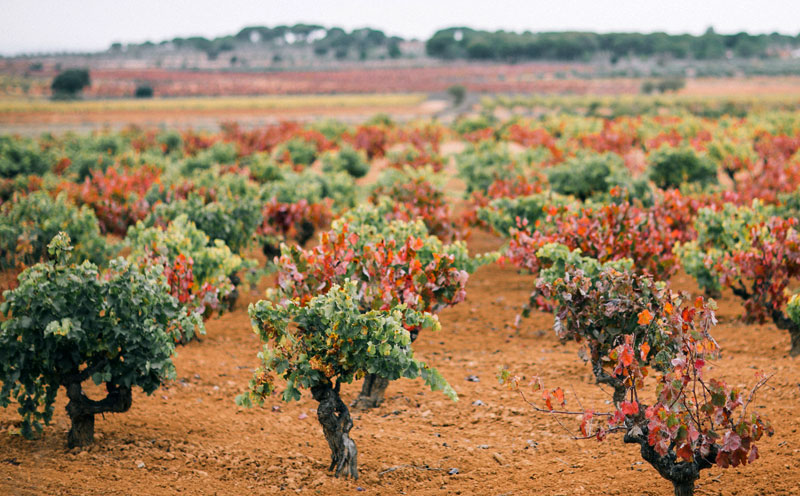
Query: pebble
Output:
[[135, 460, 145, 469], [466, 375, 480, 382], [472, 400, 485, 406], [448, 467, 459, 475]]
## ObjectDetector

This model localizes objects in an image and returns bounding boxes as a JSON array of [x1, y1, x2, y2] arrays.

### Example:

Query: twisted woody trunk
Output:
[[311, 381, 358, 479], [730, 285, 800, 357], [64, 381, 132, 448], [624, 424, 718, 496], [352, 326, 420, 409]]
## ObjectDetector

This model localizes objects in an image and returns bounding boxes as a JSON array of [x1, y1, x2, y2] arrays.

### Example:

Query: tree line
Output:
[[426, 27, 800, 62]]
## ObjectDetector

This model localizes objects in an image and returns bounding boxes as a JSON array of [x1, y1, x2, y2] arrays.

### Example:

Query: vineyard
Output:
[[1, 97, 800, 495]]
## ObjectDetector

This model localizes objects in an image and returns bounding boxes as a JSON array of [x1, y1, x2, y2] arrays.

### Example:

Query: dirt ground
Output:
[[0, 227, 798, 496]]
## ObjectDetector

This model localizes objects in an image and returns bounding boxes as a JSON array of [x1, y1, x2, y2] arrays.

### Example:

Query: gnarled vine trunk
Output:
[[352, 327, 420, 410], [296, 220, 316, 247], [790, 328, 800, 357], [351, 374, 390, 409], [65, 382, 132, 448], [731, 284, 800, 357], [311, 382, 358, 479], [770, 308, 800, 357], [624, 424, 717, 496], [224, 273, 241, 311], [262, 242, 281, 261], [591, 355, 626, 406]]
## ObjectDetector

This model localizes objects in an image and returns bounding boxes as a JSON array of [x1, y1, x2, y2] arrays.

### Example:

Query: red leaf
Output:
[[620, 401, 639, 416], [619, 346, 634, 367]]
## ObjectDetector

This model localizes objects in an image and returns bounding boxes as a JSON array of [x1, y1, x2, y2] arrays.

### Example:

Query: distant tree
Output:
[[134, 84, 154, 98], [388, 40, 402, 58], [51, 69, 90, 99], [656, 77, 686, 93], [447, 84, 467, 106]]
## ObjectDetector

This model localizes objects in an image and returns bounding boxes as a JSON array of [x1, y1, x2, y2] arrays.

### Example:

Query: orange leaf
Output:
[[620, 346, 634, 367], [637, 309, 653, 325], [553, 387, 565, 407], [640, 342, 651, 361]]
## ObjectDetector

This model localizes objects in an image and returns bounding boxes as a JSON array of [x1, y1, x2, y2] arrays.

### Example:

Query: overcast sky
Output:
[[2, 0, 799, 55]]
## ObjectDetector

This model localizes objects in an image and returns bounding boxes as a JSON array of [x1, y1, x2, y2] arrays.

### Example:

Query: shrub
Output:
[[0, 192, 109, 269], [656, 76, 686, 93], [261, 169, 357, 212], [126, 215, 249, 324], [237, 281, 455, 479], [648, 146, 717, 189], [452, 115, 495, 137], [477, 192, 570, 237], [274, 138, 318, 168], [676, 201, 772, 296], [0, 135, 53, 178], [51, 69, 90, 98], [545, 153, 621, 201], [447, 84, 467, 106], [59, 166, 161, 236], [706, 137, 757, 182], [503, 193, 683, 285], [456, 141, 527, 195], [134, 84, 154, 98], [387, 144, 445, 172], [258, 198, 333, 259], [718, 216, 800, 355], [344, 125, 389, 159], [369, 169, 460, 241], [321, 145, 370, 178], [504, 260, 772, 496], [179, 143, 238, 175], [677, 202, 800, 355], [274, 209, 492, 407], [146, 193, 262, 255], [0, 233, 201, 447]]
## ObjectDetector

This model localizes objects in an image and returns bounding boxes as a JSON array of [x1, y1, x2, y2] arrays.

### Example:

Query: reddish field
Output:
[[1, 229, 798, 496], [2, 62, 615, 98]]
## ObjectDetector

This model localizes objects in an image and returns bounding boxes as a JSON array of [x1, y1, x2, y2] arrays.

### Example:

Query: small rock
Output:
[[466, 375, 480, 382], [472, 400, 485, 406], [478, 444, 489, 449], [298, 413, 308, 420], [492, 453, 505, 465], [135, 460, 145, 469], [357, 487, 365, 492], [448, 467, 459, 475], [272, 405, 281, 412]]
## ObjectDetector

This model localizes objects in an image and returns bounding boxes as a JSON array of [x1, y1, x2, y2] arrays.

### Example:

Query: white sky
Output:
[[2, 0, 799, 55]]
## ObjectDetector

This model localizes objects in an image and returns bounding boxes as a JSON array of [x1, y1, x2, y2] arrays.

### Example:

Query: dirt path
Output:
[[0, 230, 799, 495]]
